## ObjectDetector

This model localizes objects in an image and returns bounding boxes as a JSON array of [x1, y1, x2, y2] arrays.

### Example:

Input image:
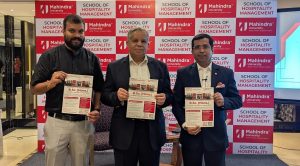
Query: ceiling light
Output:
[[10, 9, 14, 12]]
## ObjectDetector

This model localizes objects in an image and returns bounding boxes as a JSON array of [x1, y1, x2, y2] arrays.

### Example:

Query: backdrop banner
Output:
[[35, 0, 276, 154]]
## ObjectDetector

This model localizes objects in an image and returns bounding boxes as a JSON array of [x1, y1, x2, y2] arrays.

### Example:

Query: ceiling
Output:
[[0, 1, 35, 23]]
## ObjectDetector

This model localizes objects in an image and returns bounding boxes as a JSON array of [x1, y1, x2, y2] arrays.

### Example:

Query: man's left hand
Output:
[[87, 110, 100, 123], [155, 93, 166, 106], [214, 92, 224, 107]]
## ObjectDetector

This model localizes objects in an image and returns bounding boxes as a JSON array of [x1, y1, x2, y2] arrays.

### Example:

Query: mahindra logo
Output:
[[242, 94, 246, 102], [118, 41, 127, 50], [42, 144, 45, 150], [41, 41, 50, 50], [199, 4, 208, 13], [239, 22, 248, 31], [160, 58, 167, 63], [236, 129, 245, 138], [40, 5, 49, 14], [42, 110, 47, 120], [119, 5, 127, 14], [85, 23, 89, 31], [158, 23, 167, 32], [238, 58, 247, 68]]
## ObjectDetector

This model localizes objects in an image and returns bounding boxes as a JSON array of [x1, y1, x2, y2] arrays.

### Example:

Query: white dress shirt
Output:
[[197, 63, 212, 88], [129, 54, 150, 80]]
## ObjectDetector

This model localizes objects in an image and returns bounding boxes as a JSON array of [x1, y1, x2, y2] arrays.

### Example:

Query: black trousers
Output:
[[114, 120, 161, 166], [182, 141, 226, 166]]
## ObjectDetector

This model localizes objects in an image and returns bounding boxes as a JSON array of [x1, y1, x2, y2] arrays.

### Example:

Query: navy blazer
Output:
[[172, 63, 242, 151], [101, 56, 173, 151]]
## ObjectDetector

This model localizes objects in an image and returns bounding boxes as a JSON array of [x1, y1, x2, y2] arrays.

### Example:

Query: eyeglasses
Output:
[[193, 45, 211, 50]]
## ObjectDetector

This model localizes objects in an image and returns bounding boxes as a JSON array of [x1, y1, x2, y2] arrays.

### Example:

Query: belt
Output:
[[48, 112, 86, 121]]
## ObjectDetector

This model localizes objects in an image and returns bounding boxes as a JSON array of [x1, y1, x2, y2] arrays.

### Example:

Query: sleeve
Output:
[[159, 62, 173, 108], [100, 63, 122, 107], [31, 53, 52, 86], [92, 54, 104, 92], [223, 69, 243, 110], [171, 69, 186, 127]]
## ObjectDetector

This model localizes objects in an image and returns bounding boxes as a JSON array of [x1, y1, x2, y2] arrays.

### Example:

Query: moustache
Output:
[[71, 37, 83, 42]]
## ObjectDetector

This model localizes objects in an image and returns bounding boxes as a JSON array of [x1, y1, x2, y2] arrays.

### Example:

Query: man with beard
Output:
[[31, 14, 104, 166]]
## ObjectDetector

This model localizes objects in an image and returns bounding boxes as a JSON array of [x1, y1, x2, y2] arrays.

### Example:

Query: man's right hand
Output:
[[47, 71, 67, 91], [117, 88, 129, 102], [183, 124, 202, 135], [51, 71, 67, 85]]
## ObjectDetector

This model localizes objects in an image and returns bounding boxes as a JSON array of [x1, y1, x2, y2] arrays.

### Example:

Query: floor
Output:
[[0, 129, 37, 166], [0, 129, 300, 166]]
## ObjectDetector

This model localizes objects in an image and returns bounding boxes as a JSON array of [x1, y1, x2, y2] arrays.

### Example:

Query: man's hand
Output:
[[87, 110, 100, 123], [155, 93, 166, 106], [117, 88, 128, 102], [213, 92, 224, 107], [185, 125, 202, 135], [48, 71, 67, 89]]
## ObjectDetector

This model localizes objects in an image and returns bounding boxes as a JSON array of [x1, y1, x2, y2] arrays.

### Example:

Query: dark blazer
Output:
[[101, 56, 173, 151], [172, 63, 242, 151]]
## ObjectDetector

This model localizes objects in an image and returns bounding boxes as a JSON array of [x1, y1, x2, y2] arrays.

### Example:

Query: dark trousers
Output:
[[182, 143, 226, 166], [114, 120, 161, 166]]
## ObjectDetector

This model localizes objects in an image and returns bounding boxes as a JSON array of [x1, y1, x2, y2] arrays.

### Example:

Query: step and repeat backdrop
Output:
[[35, 0, 276, 154]]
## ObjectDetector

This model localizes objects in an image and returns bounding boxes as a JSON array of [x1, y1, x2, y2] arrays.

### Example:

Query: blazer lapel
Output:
[[211, 63, 220, 88], [191, 63, 201, 87], [121, 56, 130, 89], [147, 57, 159, 79]]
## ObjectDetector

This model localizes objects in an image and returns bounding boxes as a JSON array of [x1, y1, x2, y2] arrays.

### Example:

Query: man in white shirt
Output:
[[101, 27, 173, 166]]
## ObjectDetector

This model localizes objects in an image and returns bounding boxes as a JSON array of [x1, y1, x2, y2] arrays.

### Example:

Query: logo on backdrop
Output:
[[155, 18, 195, 36], [196, 0, 236, 18], [37, 106, 47, 123], [40, 5, 49, 14], [36, 1, 76, 18], [116, 37, 128, 54], [233, 126, 273, 143], [96, 54, 115, 72], [116, 36, 154, 54], [155, 54, 194, 72], [84, 19, 116, 36], [236, 18, 276, 36], [116, 1, 155, 18], [240, 90, 274, 108], [235, 54, 274, 72], [36, 36, 64, 54], [212, 36, 235, 54]]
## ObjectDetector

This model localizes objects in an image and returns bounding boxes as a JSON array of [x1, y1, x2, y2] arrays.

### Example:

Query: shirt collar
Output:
[[129, 54, 148, 65], [197, 62, 212, 71]]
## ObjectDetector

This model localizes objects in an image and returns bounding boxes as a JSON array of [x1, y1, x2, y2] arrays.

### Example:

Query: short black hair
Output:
[[63, 14, 85, 30], [191, 33, 214, 50]]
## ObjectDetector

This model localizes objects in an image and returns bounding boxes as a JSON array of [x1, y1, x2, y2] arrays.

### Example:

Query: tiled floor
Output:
[[0, 129, 37, 166], [273, 132, 300, 166], [0, 129, 300, 166]]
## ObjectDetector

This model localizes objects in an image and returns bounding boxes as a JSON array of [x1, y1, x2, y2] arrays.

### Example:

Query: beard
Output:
[[64, 36, 85, 51]]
